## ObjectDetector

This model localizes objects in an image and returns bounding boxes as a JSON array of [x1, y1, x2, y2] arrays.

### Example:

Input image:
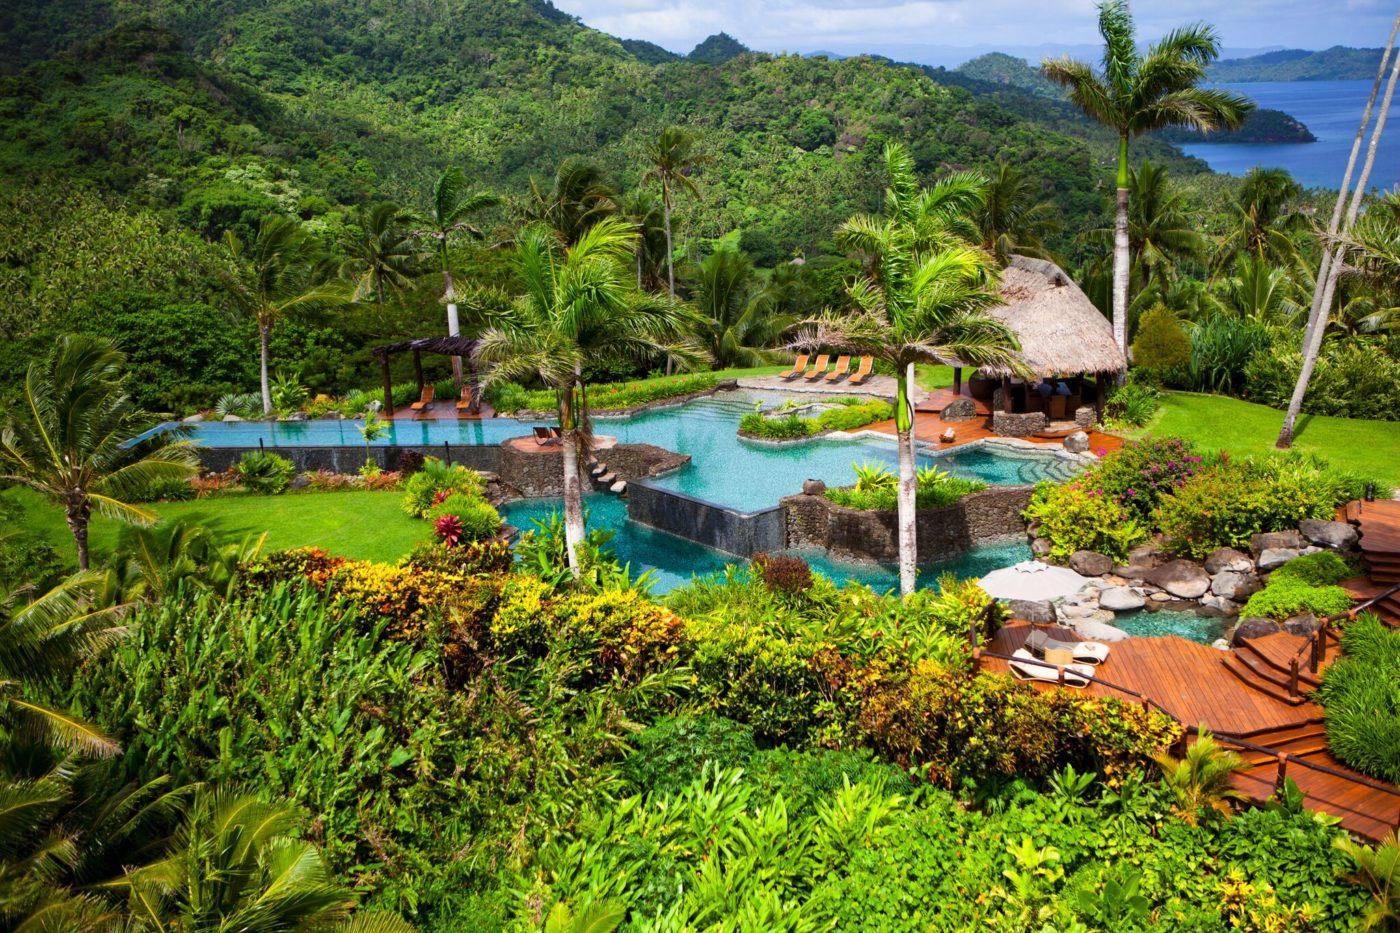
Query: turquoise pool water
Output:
[[1113, 609, 1230, 645], [169, 390, 1080, 512], [499, 494, 1032, 594]]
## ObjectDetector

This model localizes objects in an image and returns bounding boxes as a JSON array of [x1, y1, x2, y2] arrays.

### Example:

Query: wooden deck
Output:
[[865, 401, 1124, 456], [1350, 499, 1400, 624], [983, 622, 1400, 840]]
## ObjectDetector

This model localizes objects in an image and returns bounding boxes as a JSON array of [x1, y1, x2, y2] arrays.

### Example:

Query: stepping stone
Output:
[[598, 472, 616, 485], [610, 480, 627, 495]]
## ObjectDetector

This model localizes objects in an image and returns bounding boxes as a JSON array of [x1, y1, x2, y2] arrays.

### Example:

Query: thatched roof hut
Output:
[[971, 255, 1126, 378]]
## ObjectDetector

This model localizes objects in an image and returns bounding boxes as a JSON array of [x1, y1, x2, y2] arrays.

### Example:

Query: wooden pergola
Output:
[[370, 336, 480, 415]]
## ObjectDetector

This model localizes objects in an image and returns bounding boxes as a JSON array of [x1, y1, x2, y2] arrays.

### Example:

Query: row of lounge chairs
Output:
[[408, 385, 479, 414], [1007, 628, 1112, 689], [779, 354, 874, 385]]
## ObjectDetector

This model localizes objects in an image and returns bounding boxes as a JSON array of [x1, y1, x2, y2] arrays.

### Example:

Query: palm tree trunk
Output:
[[1280, 49, 1400, 447], [1111, 135, 1131, 383], [445, 267, 464, 391], [663, 182, 677, 376], [895, 371, 917, 597], [561, 426, 584, 579], [259, 321, 273, 415], [66, 500, 90, 572], [1279, 21, 1400, 448]]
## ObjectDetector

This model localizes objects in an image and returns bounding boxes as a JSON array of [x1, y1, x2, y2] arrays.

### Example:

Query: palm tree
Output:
[[1335, 830, 1400, 931], [1043, 1, 1252, 365], [421, 166, 499, 390], [643, 126, 712, 298], [808, 161, 1024, 596], [0, 336, 199, 571], [475, 218, 702, 577], [687, 246, 797, 369], [1209, 255, 1306, 328], [1215, 167, 1309, 271], [340, 201, 422, 312], [0, 569, 128, 756], [521, 158, 618, 247], [1152, 729, 1248, 825], [617, 188, 669, 291], [1083, 161, 1207, 299], [979, 158, 1061, 264], [220, 216, 343, 414]]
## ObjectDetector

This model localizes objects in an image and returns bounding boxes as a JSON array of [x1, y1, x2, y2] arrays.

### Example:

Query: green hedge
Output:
[[1318, 614, 1400, 783]]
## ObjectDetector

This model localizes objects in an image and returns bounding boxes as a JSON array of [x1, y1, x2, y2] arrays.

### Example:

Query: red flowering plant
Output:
[[434, 513, 465, 547]]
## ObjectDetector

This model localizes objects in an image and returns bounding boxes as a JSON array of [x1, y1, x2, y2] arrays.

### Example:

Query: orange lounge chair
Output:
[[803, 354, 831, 381], [846, 356, 874, 386], [780, 354, 810, 380], [409, 385, 435, 412], [824, 355, 852, 382], [455, 385, 476, 412]]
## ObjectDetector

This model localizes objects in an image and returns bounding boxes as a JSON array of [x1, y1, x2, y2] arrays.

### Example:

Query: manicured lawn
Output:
[[5, 487, 430, 567], [1140, 392, 1400, 490]]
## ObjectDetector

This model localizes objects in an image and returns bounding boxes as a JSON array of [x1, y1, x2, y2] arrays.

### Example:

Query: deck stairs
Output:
[[1221, 630, 1334, 705], [1347, 499, 1400, 625]]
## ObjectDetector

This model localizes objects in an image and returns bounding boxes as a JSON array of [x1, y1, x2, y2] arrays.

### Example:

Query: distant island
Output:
[[1209, 46, 1386, 82]]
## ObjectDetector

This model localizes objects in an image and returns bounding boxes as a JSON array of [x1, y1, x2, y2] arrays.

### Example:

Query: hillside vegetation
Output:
[[1210, 46, 1387, 82]]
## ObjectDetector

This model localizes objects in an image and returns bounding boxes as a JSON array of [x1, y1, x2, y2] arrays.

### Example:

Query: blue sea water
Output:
[[1181, 80, 1400, 191], [499, 493, 1032, 594]]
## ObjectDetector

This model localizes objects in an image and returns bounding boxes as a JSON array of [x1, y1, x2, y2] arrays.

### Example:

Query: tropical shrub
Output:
[[1024, 481, 1147, 563], [404, 539, 514, 576], [493, 372, 719, 414], [1104, 380, 1162, 427], [215, 392, 261, 420], [1239, 580, 1353, 622], [134, 475, 197, 502], [400, 458, 484, 517], [0, 530, 63, 590], [826, 463, 986, 511], [233, 450, 295, 494], [1270, 551, 1356, 588], [1078, 436, 1200, 523], [741, 399, 893, 439], [622, 715, 760, 795], [1318, 614, 1400, 783], [427, 492, 503, 544], [750, 552, 815, 596], [739, 411, 815, 439], [1130, 306, 1191, 374]]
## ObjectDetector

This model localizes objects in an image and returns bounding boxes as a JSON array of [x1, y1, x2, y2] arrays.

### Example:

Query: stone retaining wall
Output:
[[595, 444, 690, 481], [991, 411, 1048, 438], [199, 444, 500, 475], [782, 484, 1035, 564]]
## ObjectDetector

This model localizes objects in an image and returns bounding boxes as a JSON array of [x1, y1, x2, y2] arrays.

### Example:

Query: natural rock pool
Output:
[[1112, 608, 1232, 645]]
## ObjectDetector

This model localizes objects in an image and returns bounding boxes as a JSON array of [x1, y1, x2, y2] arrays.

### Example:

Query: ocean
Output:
[[1180, 79, 1400, 191]]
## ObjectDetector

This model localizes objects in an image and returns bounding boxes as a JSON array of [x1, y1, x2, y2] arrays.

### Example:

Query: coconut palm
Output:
[[1083, 161, 1207, 298], [807, 215, 1024, 597], [1335, 830, 1400, 931], [1215, 167, 1309, 271], [522, 158, 618, 247], [340, 201, 422, 309], [0, 335, 199, 571], [475, 218, 702, 577], [687, 246, 797, 369], [1209, 255, 1307, 328], [979, 158, 1061, 264], [643, 126, 712, 298], [1043, 1, 1252, 364], [220, 216, 344, 414], [617, 188, 669, 291], [1152, 729, 1248, 826], [421, 166, 500, 390], [0, 568, 128, 755]]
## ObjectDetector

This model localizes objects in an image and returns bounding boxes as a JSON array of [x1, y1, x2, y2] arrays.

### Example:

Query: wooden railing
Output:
[[968, 624, 1400, 835], [1285, 582, 1400, 699]]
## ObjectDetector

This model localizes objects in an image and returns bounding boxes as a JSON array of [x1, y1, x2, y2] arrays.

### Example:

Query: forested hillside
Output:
[[1210, 46, 1386, 82]]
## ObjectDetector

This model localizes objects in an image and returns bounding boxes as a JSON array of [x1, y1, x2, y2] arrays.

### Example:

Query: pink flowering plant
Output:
[[1082, 436, 1202, 523]]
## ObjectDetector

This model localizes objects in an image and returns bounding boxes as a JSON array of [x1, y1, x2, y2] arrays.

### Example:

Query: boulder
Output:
[[1200, 594, 1241, 614], [1074, 618, 1132, 643], [1007, 599, 1057, 624], [289, 474, 313, 490], [222, 414, 244, 422], [1059, 603, 1101, 621], [284, 411, 309, 421], [1112, 564, 1153, 582], [1128, 543, 1165, 569], [1250, 530, 1304, 556], [1099, 586, 1146, 611], [1149, 591, 1173, 603], [941, 397, 977, 422], [1284, 613, 1321, 637], [801, 479, 827, 496], [182, 413, 205, 423], [1298, 519, 1360, 551], [1210, 570, 1262, 601], [1069, 549, 1114, 577], [1031, 538, 1052, 557], [1258, 547, 1302, 572], [1063, 431, 1090, 454], [1204, 547, 1253, 575], [1232, 617, 1282, 644], [1145, 559, 1211, 599]]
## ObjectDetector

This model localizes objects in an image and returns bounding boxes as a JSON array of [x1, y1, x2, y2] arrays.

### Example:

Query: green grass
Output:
[[1139, 392, 1400, 490], [4, 487, 430, 567]]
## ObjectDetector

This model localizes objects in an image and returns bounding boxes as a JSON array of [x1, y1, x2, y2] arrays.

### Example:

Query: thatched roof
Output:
[[371, 336, 479, 359], [971, 255, 1126, 377]]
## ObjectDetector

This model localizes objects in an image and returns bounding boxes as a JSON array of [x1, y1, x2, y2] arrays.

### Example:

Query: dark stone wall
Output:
[[992, 411, 1048, 437], [497, 443, 583, 497], [782, 485, 1034, 564], [199, 444, 500, 474], [628, 481, 786, 557], [596, 444, 690, 480]]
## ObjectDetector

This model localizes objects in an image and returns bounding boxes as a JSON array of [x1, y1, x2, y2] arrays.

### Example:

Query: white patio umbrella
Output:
[[978, 560, 1088, 603]]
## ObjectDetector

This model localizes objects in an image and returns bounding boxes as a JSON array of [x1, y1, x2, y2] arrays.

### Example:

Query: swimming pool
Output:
[[1114, 609, 1231, 645], [167, 389, 1082, 512], [499, 494, 1032, 594]]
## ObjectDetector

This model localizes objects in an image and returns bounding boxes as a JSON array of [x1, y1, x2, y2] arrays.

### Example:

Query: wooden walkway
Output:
[[983, 622, 1400, 840]]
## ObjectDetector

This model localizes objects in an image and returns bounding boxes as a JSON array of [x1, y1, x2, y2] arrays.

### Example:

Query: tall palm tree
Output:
[[340, 201, 422, 311], [979, 158, 1061, 264], [220, 216, 344, 414], [1083, 161, 1207, 300], [687, 246, 797, 369], [1043, 1, 1252, 366], [421, 166, 499, 390], [643, 126, 712, 298], [0, 336, 199, 570], [0, 569, 128, 755], [809, 174, 1024, 596], [1215, 167, 1309, 271], [521, 158, 618, 247], [475, 219, 701, 577], [617, 188, 669, 291]]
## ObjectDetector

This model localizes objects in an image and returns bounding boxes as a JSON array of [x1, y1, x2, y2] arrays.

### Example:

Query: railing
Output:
[[1284, 582, 1400, 698], [967, 622, 1400, 836]]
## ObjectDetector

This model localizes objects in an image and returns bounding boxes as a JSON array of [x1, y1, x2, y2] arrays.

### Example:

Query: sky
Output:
[[549, 0, 1396, 66]]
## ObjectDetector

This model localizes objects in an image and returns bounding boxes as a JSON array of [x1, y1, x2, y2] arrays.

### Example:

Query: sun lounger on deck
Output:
[[409, 386, 435, 411], [824, 355, 851, 382], [456, 386, 477, 412], [1008, 648, 1095, 688], [803, 354, 831, 381], [846, 356, 874, 386], [533, 426, 561, 446], [780, 355, 810, 380], [1025, 628, 1110, 666]]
